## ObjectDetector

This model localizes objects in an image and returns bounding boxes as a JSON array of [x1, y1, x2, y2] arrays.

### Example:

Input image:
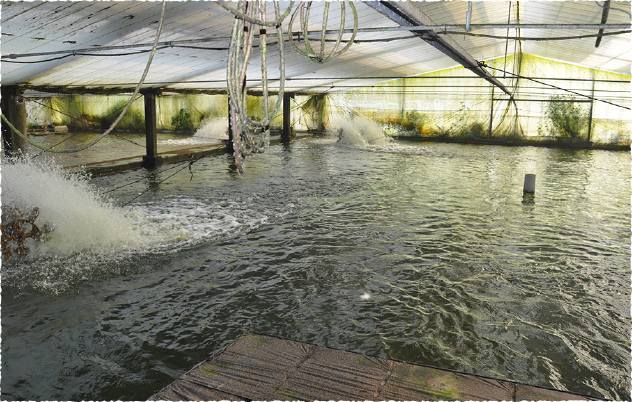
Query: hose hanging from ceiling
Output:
[[288, 1, 358, 63], [221, 1, 358, 173], [0, 0, 168, 154], [223, 1, 291, 173]]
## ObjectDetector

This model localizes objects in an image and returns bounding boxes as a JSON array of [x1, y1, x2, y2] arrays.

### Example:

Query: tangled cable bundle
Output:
[[288, 1, 358, 63], [219, 0, 294, 174], [219, 0, 358, 172]]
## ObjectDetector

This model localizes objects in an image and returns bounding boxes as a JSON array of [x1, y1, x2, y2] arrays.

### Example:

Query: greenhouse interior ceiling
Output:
[[1, 0, 631, 145]]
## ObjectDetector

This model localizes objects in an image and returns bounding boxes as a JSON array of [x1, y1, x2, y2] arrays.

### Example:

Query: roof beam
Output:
[[365, 1, 514, 97], [595, 0, 611, 48]]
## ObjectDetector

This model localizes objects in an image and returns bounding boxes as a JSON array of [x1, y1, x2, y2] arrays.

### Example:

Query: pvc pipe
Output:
[[523, 174, 536, 194]]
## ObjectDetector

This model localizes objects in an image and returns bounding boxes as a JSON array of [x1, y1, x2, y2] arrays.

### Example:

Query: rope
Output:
[[217, 0, 294, 27], [225, 1, 289, 174], [120, 156, 203, 207], [4, 30, 630, 65], [479, 62, 631, 110], [0, 0, 167, 154], [288, 1, 358, 63]]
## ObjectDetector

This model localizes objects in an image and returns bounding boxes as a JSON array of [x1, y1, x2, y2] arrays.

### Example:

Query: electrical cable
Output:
[[2, 48, 169, 64], [25, 97, 95, 127], [4, 29, 628, 65], [104, 156, 191, 194], [480, 62, 631, 110], [24, 96, 146, 157], [120, 156, 204, 207], [595, 0, 631, 19], [288, 1, 358, 63], [1, 0, 167, 153]]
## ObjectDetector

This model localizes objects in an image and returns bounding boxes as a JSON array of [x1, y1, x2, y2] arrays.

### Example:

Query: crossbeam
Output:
[[365, 1, 514, 97]]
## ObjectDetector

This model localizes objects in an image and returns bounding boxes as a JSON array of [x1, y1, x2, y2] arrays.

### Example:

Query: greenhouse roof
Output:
[[1, 1, 630, 95]]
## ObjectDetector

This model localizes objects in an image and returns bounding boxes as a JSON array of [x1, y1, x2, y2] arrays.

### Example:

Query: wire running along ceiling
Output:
[[1, 1, 630, 94]]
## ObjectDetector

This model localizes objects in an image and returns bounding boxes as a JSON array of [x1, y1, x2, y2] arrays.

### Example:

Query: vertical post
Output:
[[523, 174, 536, 194], [227, 96, 234, 154], [488, 85, 495, 137], [1, 86, 27, 157], [587, 72, 595, 143], [282, 92, 294, 143], [143, 90, 161, 168], [400, 78, 406, 123]]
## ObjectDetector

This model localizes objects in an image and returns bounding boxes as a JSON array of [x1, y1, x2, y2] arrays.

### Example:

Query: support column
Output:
[[1, 86, 27, 157], [399, 79, 405, 123], [488, 85, 495, 137], [227, 96, 234, 154], [587, 72, 595, 143], [282, 92, 294, 143], [143, 91, 162, 168]]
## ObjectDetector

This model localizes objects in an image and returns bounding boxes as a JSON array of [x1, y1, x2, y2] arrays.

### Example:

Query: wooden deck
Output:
[[148, 333, 600, 401]]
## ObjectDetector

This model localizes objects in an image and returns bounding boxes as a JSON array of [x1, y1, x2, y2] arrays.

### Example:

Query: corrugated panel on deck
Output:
[[148, 333, 602, 401]]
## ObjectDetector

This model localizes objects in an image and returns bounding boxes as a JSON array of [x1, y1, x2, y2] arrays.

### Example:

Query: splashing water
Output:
[[1, 158, 177, 292], [158, 117, 228, 146], [2, 158, 159, 256], [328, 115, 393, 146], [1, 156, 279, 293]]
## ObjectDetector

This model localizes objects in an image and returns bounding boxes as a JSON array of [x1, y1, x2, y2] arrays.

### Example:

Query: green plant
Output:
[[467, 122, 486, 138], [544, 95, 588, 138], [171, 108, 194, 131], [405, 111, 428, 134], [449, 102, 469, 137]]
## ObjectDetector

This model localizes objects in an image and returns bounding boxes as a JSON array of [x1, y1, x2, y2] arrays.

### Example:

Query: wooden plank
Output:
[[378, 361, 514, 400], [148, 333, 600, 401], [270, 347, 393, 400]]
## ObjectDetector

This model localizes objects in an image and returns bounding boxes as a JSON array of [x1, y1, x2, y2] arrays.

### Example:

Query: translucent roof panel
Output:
[[1, 1, 630, 93]]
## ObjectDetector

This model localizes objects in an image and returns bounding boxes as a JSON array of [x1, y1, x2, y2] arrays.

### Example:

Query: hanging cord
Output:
[[225, 1, 289, 173], [25, 96, 145, 159], [0, 0, 167, 154], [288, 1, 358, 63], [479, 62, 631, 110], [503, 2, 512, 78], [217, 0, 294, 27], [120, 156, 204, 207]]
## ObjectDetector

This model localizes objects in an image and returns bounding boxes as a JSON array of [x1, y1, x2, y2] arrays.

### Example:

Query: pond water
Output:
[[2, 138, 630, 400]]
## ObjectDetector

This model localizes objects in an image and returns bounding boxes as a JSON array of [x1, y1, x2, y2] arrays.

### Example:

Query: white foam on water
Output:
[[158, 117, 228, 146], [2, 158, 160, 257], [328, 115, 393, 146], [132, 197, 272, 249], [1, 157, 280, 293], [325, 115, 430, 156]]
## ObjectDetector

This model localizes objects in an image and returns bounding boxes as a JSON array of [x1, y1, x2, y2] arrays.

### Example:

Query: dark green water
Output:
[[2, 139, 630, 400]]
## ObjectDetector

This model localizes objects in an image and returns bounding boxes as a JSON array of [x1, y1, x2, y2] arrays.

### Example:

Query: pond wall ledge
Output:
[[394, 135, 630, 151], [63, 133, 313, 177], [148, 333, 601, 402]]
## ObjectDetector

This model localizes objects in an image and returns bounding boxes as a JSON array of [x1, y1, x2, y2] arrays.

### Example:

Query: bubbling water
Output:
[[1, 156, 279, 293], [1, 157, 167, 257], [327, 115, 393, 146], [158, 117, 228, 146], [0, 158, 167, 292]]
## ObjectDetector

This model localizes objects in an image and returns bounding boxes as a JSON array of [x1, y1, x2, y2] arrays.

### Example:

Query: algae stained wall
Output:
[[328, 53, 631, 145]]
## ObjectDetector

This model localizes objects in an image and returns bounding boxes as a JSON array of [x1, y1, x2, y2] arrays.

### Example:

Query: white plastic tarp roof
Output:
[[1, 1, 630, 94]]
